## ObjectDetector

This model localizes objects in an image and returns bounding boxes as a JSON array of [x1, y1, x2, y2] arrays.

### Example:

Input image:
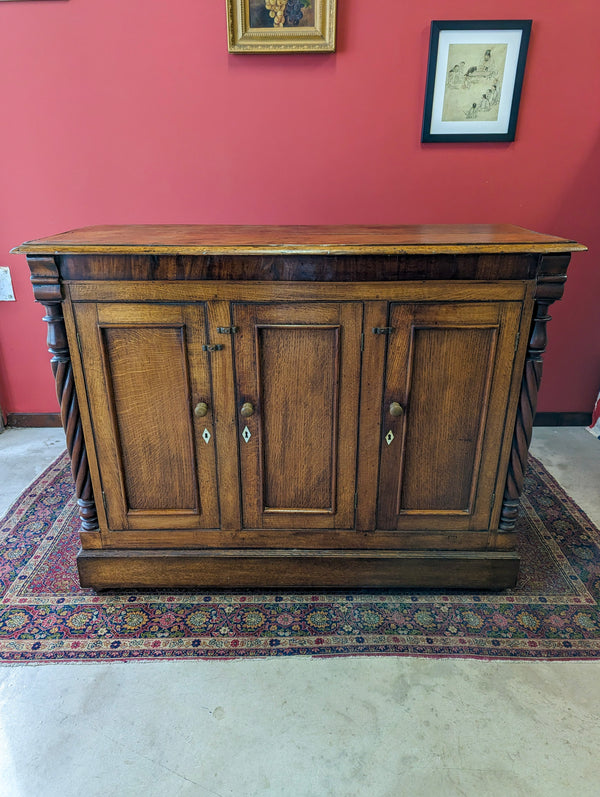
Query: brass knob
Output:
[[240, 402, 254, 418], [389, 402, 404, 418], [194, 401, 209, 418]]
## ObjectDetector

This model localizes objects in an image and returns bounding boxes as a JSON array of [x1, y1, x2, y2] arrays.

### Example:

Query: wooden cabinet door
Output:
[[377, 301, 522, 531], [232, 302, 363, 530], [73, 303, 219, 532]]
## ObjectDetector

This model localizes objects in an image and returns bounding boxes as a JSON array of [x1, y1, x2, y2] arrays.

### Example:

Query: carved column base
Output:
[[499, 498, 520, 532], [78, 499, 98, 532]]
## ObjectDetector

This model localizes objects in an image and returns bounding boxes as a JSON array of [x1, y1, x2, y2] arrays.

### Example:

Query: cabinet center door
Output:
[[232, 303, 362, 530]]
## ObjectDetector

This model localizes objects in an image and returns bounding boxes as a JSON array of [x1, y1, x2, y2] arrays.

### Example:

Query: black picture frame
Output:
[[422, 20, 532, 143]]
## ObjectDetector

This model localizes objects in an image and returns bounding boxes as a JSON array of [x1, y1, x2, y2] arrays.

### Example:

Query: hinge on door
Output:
[[202, 344, 224, 352], [360, 333, 364, 352], [354, 492, 358, 510], [101, 490, 108, 516], [490, 491, 496, 510], [76, 332, 82, 354], [514, 331, 521, 353], [372, 327, 393, 335], [217, 326, 239, 334]]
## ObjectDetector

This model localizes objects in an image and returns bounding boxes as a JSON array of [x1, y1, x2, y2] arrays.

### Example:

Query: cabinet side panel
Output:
[[101, 325, 197, 512]]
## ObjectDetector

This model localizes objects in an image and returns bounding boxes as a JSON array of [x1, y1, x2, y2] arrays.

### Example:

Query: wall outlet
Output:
[[0, 266, 15, 301]]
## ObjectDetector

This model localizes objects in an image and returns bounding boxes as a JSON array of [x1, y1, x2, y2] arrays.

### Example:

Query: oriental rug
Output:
[[1, 452, 600, 663]]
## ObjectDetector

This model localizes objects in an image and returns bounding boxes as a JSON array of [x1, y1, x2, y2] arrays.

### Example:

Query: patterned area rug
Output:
[[1, 452, 600, 663]]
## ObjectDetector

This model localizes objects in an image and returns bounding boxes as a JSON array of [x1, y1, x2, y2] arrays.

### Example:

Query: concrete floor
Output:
[[0, 426, 599, 796]]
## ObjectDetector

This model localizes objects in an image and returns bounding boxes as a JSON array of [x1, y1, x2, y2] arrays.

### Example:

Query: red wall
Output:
[[1, 0, 598, 414]]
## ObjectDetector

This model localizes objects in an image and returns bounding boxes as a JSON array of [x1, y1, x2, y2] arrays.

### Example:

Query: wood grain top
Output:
[[11, 224, 586, 256]]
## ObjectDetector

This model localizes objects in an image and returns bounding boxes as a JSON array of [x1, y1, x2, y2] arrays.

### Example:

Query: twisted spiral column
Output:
[[498, 303, 547, 530], [499, 255, 571, 532], [28, 256, 99, 534]]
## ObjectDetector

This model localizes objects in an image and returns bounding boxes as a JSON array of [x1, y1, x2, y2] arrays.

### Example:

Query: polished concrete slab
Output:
[[530, 426, 600, 524], [0, 427, 66, 518], [0, 426, 599, 796], [1, 657, 600, 797]]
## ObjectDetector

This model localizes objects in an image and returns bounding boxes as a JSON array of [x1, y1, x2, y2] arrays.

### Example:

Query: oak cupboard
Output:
[[12, 225, 586, 590]]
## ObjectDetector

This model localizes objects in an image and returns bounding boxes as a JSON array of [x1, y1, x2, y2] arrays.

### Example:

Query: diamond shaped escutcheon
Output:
[[385, 430, 394, 446], [242, 426, 252, 443]]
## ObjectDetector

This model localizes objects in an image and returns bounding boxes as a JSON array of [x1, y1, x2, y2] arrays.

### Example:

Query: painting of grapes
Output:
[[249, 0, 314, 28], [227, 0, 335, 52]]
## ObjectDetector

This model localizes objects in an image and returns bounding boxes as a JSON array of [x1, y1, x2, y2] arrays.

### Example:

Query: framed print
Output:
[[227, 0, 336, 53], [422, 20, 531, 142]]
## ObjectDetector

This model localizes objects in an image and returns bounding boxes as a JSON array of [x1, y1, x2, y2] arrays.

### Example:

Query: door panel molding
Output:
[[377, 301, 522, 531], [73, 303, 220, 532]]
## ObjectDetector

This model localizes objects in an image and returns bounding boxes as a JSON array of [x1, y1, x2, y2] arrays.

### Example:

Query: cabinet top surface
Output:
[[12, 224, 585, 256]]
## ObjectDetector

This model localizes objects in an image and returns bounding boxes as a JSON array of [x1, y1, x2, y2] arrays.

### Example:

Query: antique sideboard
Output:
[[12, 225, 586, 590]]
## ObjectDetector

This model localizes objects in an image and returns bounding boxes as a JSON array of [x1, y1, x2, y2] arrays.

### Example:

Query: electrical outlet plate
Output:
[[0, 267, 15, 301]]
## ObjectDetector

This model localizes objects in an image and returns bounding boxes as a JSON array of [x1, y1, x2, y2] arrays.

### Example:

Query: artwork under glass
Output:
[[422, 20, 532, 142]]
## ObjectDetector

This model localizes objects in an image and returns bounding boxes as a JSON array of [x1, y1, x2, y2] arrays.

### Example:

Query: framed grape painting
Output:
[[227, 0, 336, 53]]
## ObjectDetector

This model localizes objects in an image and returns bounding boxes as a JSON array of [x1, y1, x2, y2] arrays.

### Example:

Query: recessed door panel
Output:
[[259, 324, 340, 512], [233, 303, 362, 530], [101, 325, 197, 512], [399, 324, 496, 511]]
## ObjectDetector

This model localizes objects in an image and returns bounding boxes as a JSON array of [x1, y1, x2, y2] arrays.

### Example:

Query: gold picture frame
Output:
[[227, 0, 336, 53]]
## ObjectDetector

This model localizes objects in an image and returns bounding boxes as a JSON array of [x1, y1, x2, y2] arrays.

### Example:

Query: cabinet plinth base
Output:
[[77, 548, 520, 591]]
